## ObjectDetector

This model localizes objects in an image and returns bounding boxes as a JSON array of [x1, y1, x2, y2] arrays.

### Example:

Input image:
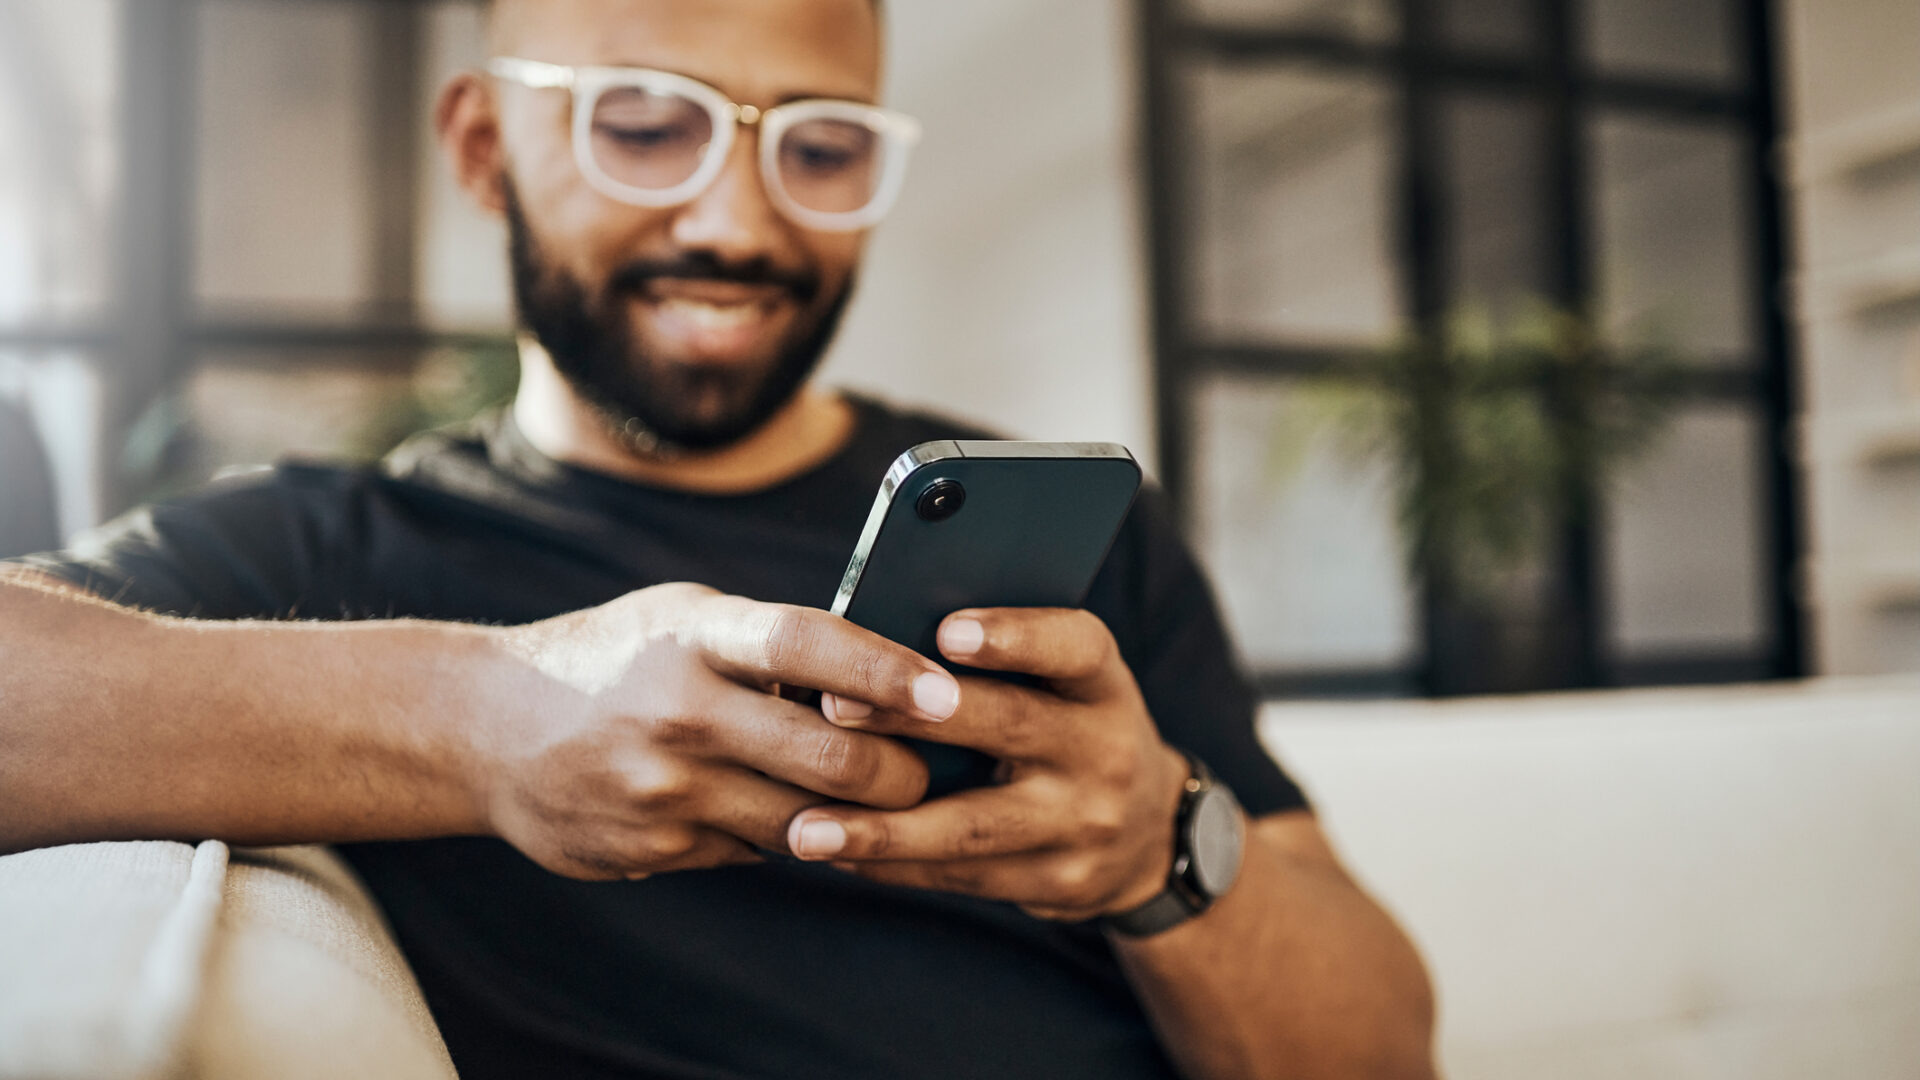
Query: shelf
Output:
[[1861, 421, 1920, 468], [1791, 100, 1920, 183], [1796, 247, 1920, 318], [1864, 575, 1920, 613]]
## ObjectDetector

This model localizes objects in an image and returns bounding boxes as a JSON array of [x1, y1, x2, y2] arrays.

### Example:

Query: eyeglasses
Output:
[[486, 57, 921, 232]]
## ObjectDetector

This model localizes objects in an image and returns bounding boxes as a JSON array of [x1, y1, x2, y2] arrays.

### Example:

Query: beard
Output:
[[503, 180, 854, 454]]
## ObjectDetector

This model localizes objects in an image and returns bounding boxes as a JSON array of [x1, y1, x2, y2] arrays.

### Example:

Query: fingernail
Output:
[[912, 671, 960, 720], [825, 693, 873, 721], [794, 819, 847, 859], [940, 618, 985, 658]]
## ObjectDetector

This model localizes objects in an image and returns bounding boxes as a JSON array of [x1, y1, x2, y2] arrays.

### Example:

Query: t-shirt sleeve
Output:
[[10, 467, 344, 620], [1085, 486, 1310, 818]]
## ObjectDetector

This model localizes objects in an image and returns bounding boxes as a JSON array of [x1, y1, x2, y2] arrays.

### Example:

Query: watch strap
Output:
[[1101, 881, 1200, 937], [1100, 750, 1216, 939]]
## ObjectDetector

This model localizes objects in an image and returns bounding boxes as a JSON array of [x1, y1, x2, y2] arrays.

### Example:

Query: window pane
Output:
[[1188, 66, 1402, 346], [1442, 94, 1552, 319], [1591, 115, 1758, 363], [0, 0, 120, 325], [195, 0, 390, 321], [1438, 0, 1538, 56], [0, 351, 106, 539], [1180, 0, 1397, 42], [1190, 373, 1418, 672], [177, 345, 514, 480], [1603, 403, 1769, 660], [1583, 0, 1744, 86], [417, 0, 512, 330], [183, 355, 417, 470]]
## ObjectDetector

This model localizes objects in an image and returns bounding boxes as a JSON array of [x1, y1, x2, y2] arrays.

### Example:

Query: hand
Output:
[[785, 608, 1191, 921], [476, 583, 963, 881]]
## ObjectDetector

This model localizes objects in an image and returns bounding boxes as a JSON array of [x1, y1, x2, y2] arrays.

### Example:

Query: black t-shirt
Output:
[[20, 397, 1306, 1080]]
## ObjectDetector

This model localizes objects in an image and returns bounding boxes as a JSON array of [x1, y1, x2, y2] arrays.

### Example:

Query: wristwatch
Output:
[[1102, 750, 1246, 938]]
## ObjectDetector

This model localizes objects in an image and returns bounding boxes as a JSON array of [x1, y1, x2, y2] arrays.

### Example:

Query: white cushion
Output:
[[0, 841, 456, 1080], [1261, 676, 1920, 1080]]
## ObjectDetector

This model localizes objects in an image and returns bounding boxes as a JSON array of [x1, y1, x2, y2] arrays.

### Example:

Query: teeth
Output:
[[657, 298, 765, 331]]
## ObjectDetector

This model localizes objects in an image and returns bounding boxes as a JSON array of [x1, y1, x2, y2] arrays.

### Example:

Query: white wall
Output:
[[821, 0, 1157, 468], [1781, 0, 1920, 675]]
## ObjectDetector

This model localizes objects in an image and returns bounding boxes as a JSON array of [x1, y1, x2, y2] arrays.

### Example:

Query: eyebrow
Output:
[[600, 60, 877, 107]]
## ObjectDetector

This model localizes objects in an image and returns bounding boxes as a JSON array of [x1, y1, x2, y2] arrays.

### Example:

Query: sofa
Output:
[[3, 676, 1915, 1079]]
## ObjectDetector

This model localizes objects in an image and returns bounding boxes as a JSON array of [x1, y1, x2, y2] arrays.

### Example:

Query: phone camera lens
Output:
[[915, 479, 966, 522]]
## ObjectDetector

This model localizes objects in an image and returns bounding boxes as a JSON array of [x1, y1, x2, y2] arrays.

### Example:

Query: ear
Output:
[[436, 72, 508, 216]]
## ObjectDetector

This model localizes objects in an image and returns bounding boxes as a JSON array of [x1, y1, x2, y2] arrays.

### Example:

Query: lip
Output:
[[643, 277, 794, 306], [634, 292, 796, 362]]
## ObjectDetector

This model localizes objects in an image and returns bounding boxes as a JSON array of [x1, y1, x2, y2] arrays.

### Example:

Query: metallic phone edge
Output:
[[828, 440, 1140, 619]]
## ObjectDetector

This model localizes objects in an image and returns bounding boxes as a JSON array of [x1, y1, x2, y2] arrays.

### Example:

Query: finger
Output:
[[822, 675, 1075, 764], [827, 852, 1108, 920], [687, 765, 836, 852], [698, 682, 930, 809], [560, 826, 757, 882], [786, 782, 1067, 862], [696, 596, 961, 722], [634, 827, 761, 875], [936, 608, 1129, 702]]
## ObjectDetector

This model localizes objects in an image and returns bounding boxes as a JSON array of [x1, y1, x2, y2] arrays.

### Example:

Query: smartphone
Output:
[[830, 440, 1143, 795]]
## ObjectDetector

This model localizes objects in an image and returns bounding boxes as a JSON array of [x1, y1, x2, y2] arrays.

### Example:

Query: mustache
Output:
[[607, 251, 820, 304]]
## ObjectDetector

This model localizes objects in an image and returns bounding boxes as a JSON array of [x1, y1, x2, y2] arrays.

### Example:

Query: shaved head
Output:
[[449, 0, 893, 453], [486, 0, 883, 59]]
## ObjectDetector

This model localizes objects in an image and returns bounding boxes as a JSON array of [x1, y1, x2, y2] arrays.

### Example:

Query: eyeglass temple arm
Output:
[[486, 56, 574, 90]]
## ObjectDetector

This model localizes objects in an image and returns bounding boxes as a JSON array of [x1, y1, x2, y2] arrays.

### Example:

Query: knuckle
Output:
[[1073, 610, 1115, 666], [553, 842, 626, 881], [859, 819, 893, 858], [1050, 857, 1101, 904], [622, 758, 694, 810], [849, 646, 892, 698], [998, 693, 1045, 756], [1078, 796, 1127, 846], [631, 826, 699, 864], [644, 712, 711, 751], [1091, 738, 1140, 788], [760, 606, 822, 674], [933, 863, 986, 894], [955, 815, 1001, 858], [811, 730, 880, 793]]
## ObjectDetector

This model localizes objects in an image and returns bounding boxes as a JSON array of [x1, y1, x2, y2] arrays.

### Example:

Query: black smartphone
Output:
[[830, 439, 1143, 795]]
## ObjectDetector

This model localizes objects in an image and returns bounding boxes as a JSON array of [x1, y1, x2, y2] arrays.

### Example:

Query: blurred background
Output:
[[0, 0, 1915, 696], [3, 3, 1919, 1077]]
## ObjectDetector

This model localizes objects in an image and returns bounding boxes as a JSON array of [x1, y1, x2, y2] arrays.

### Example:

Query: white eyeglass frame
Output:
[[486, 56, 921, 232]]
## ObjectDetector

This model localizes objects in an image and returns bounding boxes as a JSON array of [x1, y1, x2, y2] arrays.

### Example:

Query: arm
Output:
[[1111, 812, 1436, 1080], [786, 608, 1436, 1080], [0, 566, 956, 875]]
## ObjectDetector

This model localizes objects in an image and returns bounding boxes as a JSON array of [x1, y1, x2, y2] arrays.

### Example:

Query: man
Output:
[[0, 1, 1435, 1077]]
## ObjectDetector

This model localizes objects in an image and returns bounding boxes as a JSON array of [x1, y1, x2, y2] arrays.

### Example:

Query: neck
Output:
[[511, 337, 855, 494]]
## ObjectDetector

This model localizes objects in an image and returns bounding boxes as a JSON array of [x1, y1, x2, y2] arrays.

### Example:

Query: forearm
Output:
[[0, 568, 500, 853], [1112, 812, 1436, 1080]]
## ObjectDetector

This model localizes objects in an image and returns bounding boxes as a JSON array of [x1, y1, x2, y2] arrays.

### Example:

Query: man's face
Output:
[[489, 0, 882, 450]]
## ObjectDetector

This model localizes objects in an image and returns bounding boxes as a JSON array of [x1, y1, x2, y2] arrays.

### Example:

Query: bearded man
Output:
[[0, 2, 1435, 1077]]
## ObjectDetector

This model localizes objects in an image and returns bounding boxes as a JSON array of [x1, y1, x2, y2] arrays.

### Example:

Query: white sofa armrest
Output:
[[0, 841, 457, 1080]]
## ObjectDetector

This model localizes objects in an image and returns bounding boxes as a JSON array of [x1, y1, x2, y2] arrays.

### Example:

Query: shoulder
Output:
[[22, 460, 380, 617]]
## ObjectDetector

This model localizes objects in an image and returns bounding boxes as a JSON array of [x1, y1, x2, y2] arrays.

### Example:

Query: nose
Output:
[[666, 121, 792, 264]]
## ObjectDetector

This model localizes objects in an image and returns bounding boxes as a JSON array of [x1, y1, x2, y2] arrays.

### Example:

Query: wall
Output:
[[1781, 0, 1920, 674], [822, 0, 1156, 466]]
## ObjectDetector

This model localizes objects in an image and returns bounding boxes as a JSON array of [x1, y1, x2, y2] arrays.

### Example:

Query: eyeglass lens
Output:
[[589, 86, 887, 215], [590, 87, 716, 191]]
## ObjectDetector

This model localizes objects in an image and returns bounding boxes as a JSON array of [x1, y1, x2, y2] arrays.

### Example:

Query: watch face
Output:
[[1188, 786, 1245, 897]]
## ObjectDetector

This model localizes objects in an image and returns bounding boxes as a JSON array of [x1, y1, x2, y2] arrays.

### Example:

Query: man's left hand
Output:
[[785, 608, 1191, 922]]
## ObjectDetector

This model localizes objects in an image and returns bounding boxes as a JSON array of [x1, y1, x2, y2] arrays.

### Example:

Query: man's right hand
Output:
[[478, 582, 961, 881]]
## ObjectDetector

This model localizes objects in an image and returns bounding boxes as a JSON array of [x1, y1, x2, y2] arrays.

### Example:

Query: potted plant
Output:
[[1326, 301, 1679, 694]]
